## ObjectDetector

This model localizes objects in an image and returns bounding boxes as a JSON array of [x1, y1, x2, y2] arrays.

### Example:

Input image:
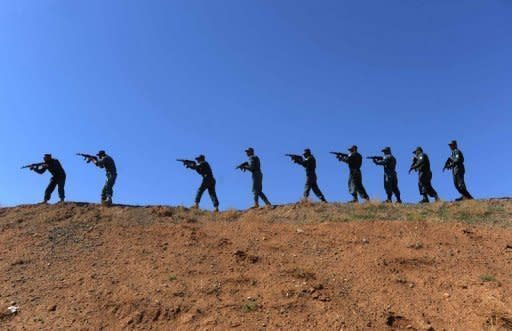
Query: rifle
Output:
[[21, 162, 45, 170], [236, 162, 249, 172], [367, 156, 384, 162], [330, 152, 348, 159], [177, 159, 196, 168], [442, 158, 453, 172], [408, 156, 418, 174], [76, 153, 98, 163], [285, 154, 303, 163]]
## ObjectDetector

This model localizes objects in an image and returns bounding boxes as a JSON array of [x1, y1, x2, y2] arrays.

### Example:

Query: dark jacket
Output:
[[449, 149, 465, 174], [297, 156, 317, 178], [374, 154, 397, 177], [96, 155, 117, 175], [411, 153, 432, 174], [34, 159, 66, 179], [191, 161, 215, 182], [246, 155, 262, 177]]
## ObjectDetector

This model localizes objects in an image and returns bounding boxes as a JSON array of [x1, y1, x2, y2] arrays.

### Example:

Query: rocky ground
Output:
[[1, 200, 512, 330]]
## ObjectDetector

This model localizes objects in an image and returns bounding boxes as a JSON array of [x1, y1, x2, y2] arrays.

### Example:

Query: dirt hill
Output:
[[1, 200, 512, 330]]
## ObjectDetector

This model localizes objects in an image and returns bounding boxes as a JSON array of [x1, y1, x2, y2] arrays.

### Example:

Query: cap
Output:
[[381, 147, 391, 153], [44, 154, 52, 159], [348, 145, 357, 151], [303, 148, 311, 154], [97, 150, 106, 156], [245, 147, 254, 153], [413, 146, 423, 154], [448, 140, 457, 146], [195, 154, 205, 161]]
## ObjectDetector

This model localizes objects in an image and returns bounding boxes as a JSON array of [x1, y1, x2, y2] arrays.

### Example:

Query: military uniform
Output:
[[296, 154, 326, 202], [245, 154, 271, 206], [190, 160, 219, 208], [95, 154, 117, 203], [410, 149, 439, 202], [34, 157, 66, 202], [446, 142, 473, 200], [339, 148, 369, 201], [373, 149, 401, 202]]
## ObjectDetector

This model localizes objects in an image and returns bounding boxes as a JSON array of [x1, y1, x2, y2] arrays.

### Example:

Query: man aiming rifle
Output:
[[287, 149, 327, 203], [23, 154, 66, 204], [78, 150, 117, 206], [333, 145, 369, 203], [368, 147, 401, 203], [178, 155, 219, 212]]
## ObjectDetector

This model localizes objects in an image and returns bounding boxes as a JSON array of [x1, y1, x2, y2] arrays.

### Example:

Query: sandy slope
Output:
[[0, 201, 511, 330]]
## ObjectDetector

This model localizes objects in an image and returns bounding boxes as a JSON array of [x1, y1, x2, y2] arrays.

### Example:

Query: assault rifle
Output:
[[236, 162, 249, 172], [21, 162, 45, 170], [408, 156, 418, 174], [366, 156, 384, 162], [285, 154, 303, 163], [76, 153, 98, 163], [442, 158, 453, 172], [177, 159, 196, 168], [330, 152, 348, 159]]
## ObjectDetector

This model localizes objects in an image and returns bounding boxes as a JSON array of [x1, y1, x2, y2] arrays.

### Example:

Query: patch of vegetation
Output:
[[241, 298, 259, 313], [480, 274, 496, 282], [168, 275, 177, 281]]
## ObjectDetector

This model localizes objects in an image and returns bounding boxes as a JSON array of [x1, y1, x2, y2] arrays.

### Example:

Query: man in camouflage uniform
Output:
[[444, 140, 473, 201], [409, 147, 440, 203]]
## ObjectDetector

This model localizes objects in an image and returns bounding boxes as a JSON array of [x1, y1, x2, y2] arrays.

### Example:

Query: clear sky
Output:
[[1, 1, 510, 209]]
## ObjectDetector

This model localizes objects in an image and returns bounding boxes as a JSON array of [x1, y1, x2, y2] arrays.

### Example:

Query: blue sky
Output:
[[1, 1, 510, 209]]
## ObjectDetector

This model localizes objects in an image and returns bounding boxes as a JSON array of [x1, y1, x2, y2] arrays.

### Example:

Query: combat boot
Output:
[[419, 197, 429, 204], [191, 203, 199, 209], [214, 207, 219, 212]]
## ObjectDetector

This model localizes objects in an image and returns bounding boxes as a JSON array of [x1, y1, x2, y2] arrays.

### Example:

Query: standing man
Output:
[[287, 149, 327, 202], [409, 147, 440, 203], [336, 145, 370, 203], [443, 140, 473, 201], [92, 150, 117, 206], [182, 155, 219, 212], [31, 154, 66, 204], [370, 147, 401, 203], [237, 148, 273, 209]]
